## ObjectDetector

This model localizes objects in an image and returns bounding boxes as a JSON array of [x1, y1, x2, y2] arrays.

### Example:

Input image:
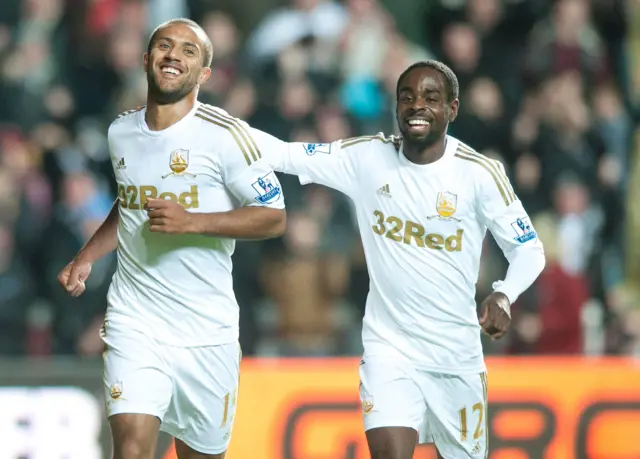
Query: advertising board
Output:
[[2, 357, 640, 459]]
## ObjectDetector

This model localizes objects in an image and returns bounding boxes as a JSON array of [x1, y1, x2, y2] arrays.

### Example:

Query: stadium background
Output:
[[0, 0, 639, 457]]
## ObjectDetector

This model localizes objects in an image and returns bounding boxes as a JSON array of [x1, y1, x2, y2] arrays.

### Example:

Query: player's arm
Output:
[[185, 204, 285, 240], [76, 124, 121, 262], [75, 199, 120, 263], [478, 162, 545, 304], [476, 161, 545, 335], [58, 197, 119, 296], [260, 130, 360, 197], [58, 126, 121, 296], [146, 125, 285, 240]]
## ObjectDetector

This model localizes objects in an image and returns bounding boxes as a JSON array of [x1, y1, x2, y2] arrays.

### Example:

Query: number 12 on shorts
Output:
[[458, 403, 484, 442]]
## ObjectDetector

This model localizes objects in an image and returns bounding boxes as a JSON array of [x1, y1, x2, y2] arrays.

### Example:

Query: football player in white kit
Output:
[[57, 19, 286, 459], [265, 61, 545, 458]]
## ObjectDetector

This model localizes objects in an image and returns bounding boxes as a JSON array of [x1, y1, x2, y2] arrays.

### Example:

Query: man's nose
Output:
[[165, 47, 181, 61], [412, 96, 427, 110]]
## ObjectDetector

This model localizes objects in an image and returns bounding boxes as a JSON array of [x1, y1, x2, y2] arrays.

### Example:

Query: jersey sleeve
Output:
[[220, 122, 285, 210], [263, 136, 359, 197], [477, 160, 543, 259]]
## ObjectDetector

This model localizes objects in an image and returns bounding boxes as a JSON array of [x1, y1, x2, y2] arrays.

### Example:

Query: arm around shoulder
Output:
[[259, 131, 360, 196]]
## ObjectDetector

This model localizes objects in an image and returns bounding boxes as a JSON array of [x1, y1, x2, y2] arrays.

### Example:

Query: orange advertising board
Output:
[[164, 357, 640, 459]]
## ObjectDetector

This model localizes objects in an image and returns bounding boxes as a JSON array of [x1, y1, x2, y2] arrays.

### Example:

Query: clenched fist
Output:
[[145, 197, 195, 234], [58, 259, 92, 297], [479, 292, 511, 339]]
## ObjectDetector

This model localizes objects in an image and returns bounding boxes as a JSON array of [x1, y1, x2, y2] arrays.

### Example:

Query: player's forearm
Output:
[[493, 246, 546, 304], [188, 207, 286, 239], [75, 199, 120, 264]]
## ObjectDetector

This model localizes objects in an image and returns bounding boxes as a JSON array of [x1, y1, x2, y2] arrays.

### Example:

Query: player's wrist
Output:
[[74, 253, 94, 267], [491, 291, 512, 317], [75, 243, 102, 265], [492, 291, 511, 305], [184, 212, 205, 234]]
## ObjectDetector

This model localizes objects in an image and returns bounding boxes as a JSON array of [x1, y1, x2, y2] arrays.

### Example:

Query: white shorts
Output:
[[359, 354, 488, 458], [102, 326, 241, 455]]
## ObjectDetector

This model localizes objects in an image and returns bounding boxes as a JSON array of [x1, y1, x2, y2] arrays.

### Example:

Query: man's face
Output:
[[396, 66, 458, 147], [144, 23, 211, 104]]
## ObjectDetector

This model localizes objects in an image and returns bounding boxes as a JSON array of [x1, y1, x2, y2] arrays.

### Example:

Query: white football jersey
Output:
[[265, 134, 542, 374], [105, 102, 285, 346]]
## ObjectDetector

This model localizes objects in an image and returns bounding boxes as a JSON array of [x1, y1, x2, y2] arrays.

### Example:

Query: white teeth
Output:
[[408, 120, 429, 126], [162, 67, 180, 75]]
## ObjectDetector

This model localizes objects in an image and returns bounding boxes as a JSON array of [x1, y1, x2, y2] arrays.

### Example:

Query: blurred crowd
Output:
[[0, 0, 638, 358]]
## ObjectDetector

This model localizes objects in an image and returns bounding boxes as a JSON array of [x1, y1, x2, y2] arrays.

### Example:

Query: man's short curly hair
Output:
[[396, 60, 459, 102]]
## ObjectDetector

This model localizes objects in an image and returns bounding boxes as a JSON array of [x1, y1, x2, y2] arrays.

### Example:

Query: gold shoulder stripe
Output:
[[116, 106, 145, 119], [342, 132, 393, 146], [341, 133, 394, 149], [199, 105, 260, 165], [195, 111, 252, 166], [454, 151, 510, 206], [391, 135, 402, 152], [341, 135, 374, 148], [460, 144, 516, 202], [201, 104, 261, 160], [457, 143, 516, 203], [455, 145, 516, 205]]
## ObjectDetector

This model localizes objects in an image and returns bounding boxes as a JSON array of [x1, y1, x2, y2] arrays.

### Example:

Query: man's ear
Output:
[[198, 67, 212, 86], [449, 98, 460, 122]]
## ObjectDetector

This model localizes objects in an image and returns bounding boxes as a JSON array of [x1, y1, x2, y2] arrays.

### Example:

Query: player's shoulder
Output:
[[451, 138, 507, 178], [193, 103, 252, 135], [193, 103, 256, 146], [109, 105, 146, 130], [108, 106, 145, 142], [339, 132, 402, 153], [194, 103, 264, 166], [450, 137, 516, 205]]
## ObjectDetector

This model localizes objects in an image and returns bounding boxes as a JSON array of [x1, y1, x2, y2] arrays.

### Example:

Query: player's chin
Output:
[[155, 85, 192, 104], [411, 128, 445, 146], [156, 77, 185, 90], [403, 130, 432, 144]]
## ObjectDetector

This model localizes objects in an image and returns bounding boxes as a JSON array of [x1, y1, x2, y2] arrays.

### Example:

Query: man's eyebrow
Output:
[[156, 37, 200, 51]]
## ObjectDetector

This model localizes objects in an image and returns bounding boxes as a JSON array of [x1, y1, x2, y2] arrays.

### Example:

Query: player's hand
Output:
[[479, 292, 511, 340], [58, 259, 92, 297], [145, 198, 194, 234]]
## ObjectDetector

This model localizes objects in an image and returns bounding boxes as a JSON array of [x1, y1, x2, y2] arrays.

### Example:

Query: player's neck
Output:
[[145, 94, 196, 131], [403, 135, 447, 165]]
